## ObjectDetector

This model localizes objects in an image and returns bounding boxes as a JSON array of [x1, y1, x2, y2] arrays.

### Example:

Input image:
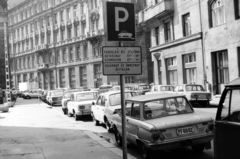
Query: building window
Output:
[[166, 57, 177, 86], [80, 66, 87, 86], [164, 21, 171, 42], [93, 46, 101, 57], [209, 0, 225, 27], [94, 64, 102, 88], [59, 69, 65, 88], [67, 8, 70, 19], [69, 48, 73, 61], [73, 5, 78, 17], [83, 44, 88, 59], [60, 10, 63, 21], [69, 68, 76, 89], [125, 76, 134, 83], [57, 51, 60, 63], [50, 71, 55, 90], [76, 46, 80, 60], [62, 50, 66, 62], [68, 28, 72, 39], [182, 13, 191, 37], [183, 53, 197, 84], [61, 30, 65, 41], [234, 0, 240, 19]]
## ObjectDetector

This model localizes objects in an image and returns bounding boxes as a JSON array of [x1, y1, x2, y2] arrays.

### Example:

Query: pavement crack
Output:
[[32, 143, 47, 159]]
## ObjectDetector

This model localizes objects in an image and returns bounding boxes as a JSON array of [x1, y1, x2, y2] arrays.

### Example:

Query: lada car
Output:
[[46, 89, 64, 106], [145, 85, 175, 95], [22, 90, 42, 99], [174, 84, 211, 107], [211, 77, 240, 159], [132, 84, 151, 95], [108, 85, 133, 92], [91, 90, 138, 132], [61, 89, 83, 115], [111, 93, 213, 159], [67, 91, 98, 121]]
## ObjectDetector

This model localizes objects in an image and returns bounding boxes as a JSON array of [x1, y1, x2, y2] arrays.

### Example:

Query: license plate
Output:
[[177, 127, 194, 135], [198, 95, 206, 99]]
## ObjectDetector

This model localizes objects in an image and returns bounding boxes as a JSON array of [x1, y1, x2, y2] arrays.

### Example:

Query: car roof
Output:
[[126, 93, 185, 102], [152, 84, 175, 87], [64, 89, 83, 93], [71, 91, 98, 95], [226, 77, 240, 86], [100, 90, 136, 96]]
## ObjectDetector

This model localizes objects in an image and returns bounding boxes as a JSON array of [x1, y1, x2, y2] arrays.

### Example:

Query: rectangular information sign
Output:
[[102, 46, 142, 75]]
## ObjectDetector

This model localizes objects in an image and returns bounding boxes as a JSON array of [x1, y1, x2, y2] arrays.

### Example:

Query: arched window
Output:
[[209, 0, 225, 27]]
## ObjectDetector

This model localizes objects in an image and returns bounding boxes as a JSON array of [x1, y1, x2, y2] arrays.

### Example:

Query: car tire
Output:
[[114, 127, 122, 147], [74, 114, 80, 121], [105, 118, 113, 133], [62, 108, 66, 115], [191, 143, 205, 153], [68, 111, 73, 117], [140, 142, 152, 159], [26, 96, 31, 99], [92, 114, 99, 126]]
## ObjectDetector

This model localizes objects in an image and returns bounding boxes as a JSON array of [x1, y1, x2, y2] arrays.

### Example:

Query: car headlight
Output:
[[151, 130, 165, 142], [79, 106, 85, 110]]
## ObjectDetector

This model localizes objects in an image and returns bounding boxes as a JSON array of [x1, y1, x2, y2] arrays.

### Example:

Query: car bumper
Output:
[[76, 109, 91, 116], [146, 134, 213, 151]]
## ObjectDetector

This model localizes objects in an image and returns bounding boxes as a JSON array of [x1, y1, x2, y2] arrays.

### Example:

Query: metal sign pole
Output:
[[120, 74, 127, 159]]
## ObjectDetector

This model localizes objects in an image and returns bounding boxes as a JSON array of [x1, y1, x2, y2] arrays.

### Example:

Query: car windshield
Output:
[[64, 90, 82, 98], [143, 97, 193, 120], [109, 92, 138, 106], [76, 92, 98, 102], [52, 91, 64, 96], [185, 85, 204, 91], [160, 86, 174, 91], [138, 85, 150, 90]]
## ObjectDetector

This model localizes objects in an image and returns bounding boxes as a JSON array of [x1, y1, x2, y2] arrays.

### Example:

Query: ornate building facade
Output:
[[8, 0, 152, 90]]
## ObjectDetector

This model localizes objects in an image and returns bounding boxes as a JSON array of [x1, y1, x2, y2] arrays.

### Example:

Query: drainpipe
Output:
[[198, 0, 207, 90]]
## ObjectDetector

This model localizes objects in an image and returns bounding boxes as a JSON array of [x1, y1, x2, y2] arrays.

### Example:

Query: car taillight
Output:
[[207, 94, 212, 100], [79, 106, 85, 109]]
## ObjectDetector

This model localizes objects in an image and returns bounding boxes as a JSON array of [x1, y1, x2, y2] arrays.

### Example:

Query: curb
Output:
[[84, 131, 137, 159]]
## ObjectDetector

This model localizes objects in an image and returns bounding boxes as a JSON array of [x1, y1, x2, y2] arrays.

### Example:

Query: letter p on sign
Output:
[[106, 2, 135, 41]]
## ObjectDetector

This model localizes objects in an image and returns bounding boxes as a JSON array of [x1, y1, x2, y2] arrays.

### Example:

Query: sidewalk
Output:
[[0, 99, 137, 159]]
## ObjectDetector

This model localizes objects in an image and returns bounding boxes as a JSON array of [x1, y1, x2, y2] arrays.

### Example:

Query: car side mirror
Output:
[[92, 102, 95, 105]]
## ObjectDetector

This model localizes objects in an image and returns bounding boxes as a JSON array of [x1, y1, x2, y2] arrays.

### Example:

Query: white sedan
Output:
[[145, 85, 175, 95], [91, 90, 138, 132], [67, 91, 98, 121]]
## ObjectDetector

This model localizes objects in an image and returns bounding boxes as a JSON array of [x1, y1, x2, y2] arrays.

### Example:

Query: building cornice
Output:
[[150, 32, 202, 52]]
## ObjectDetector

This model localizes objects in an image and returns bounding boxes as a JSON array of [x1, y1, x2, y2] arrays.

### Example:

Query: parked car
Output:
[[145, 85, 175, 95], [40, 90, 49, 103], [98, 85, 112, 94], [108, 85, 133, 92], [22, 90, 42, 99], [132, 84, 151, 95], [174, 84, 211, 107], [91, 90, 138, 132], [61, 89, 84, 115], [67, 91, 98, 120], [211, 77, 240, 159], [111, 93, 213, 159], [46, 90, 64, 106]]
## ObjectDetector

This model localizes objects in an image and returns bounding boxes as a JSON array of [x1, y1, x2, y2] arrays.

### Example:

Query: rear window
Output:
[[160, 86, 174, 91], [76, 92, 98, 101], [52, 91, 64, 96], [138, 85, 150, 90], [186, 85, 204, 91], [109, 92, 138, 106], [143, 97, 193, 120]]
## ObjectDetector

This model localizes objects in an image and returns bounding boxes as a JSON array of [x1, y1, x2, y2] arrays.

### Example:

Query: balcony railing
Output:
[[138, 0, 174, 24], [37, 63, 49, 71]]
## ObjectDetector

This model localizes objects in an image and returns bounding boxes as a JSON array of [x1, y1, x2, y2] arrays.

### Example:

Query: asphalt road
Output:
[[1, 98, 216, 159]]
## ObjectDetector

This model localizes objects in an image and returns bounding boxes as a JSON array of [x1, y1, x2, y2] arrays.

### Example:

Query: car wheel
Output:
[[68, 111, 73, 117], [140, 142, 152, 159], [191, 143, 205, 153], [92, 114, 99, 126], [74, 114, 80, 121], [62, 108, 66, 115], [114, 127, 122, 147], [26, 96, 31, 99], [105, 118, 113, 133]]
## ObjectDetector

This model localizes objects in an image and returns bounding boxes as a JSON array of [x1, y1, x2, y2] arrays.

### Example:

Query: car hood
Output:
[[144, 112, 213, 130]]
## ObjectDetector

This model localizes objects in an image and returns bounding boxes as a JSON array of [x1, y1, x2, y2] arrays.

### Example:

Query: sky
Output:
[[8, 0, 25, 9]]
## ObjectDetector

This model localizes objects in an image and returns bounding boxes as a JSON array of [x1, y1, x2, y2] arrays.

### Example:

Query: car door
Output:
[[126, 102, 141, 144], [98, 95, 106, 123], [68, 94, 75, 113], [214, 88, 240, 159]]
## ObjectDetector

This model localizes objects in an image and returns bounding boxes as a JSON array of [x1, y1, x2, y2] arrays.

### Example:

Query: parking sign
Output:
[[106, 2, 135, 41]]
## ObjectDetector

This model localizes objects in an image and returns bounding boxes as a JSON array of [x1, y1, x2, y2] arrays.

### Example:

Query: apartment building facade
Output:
[[138, 0, 205, 87], [0, 1, 7, 89], [201, 0, 240, 94], [8, 0, 151, 90]]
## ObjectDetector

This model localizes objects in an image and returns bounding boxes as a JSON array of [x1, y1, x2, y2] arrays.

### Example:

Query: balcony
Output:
[[138, 0, 174, 24], [35, 44, 48, 54], [37, 63, 49, 71], [81, 14, 86, 22], [74, 17, 79, 26]]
